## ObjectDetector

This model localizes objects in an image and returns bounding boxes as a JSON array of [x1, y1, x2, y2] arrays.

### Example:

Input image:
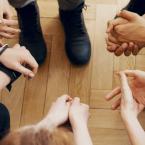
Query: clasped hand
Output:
[[106, 10, 145, 56], [44, 95, 90, 130]]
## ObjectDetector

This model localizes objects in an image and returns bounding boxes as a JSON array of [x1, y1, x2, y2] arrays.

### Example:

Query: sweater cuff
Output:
[[0, 64, 21, 91]]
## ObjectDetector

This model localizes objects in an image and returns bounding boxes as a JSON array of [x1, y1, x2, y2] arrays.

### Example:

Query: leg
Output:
[[0, 0, 47, 91], [58, 0, 84, 10], [0, 103, 10, 140], [8, 0, 34, 8], [8, 0, 47, 65], [124, 0, 145, 16], [58, 0, 91, 65]]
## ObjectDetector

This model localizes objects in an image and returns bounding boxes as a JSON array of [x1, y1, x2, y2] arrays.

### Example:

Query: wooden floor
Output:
[[1, 0, 145, 144]]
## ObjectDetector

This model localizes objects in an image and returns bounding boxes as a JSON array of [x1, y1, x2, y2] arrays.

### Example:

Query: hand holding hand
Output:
[[69, 97, 89, 130], [0, 0, 20, 39], [0, 19, 20, 39], [46, 95, 72, 127], [106, 10, 145, 56]]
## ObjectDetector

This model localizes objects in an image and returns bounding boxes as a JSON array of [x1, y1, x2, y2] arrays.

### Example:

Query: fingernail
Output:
[[29, 72, 34, 78]]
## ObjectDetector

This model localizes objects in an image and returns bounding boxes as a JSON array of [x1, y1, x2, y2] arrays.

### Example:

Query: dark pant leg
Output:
[[0, 103, 10, 140], [126, 0, 145, 16], [8, 0, 35, 8], [57, 0, 84, 10]]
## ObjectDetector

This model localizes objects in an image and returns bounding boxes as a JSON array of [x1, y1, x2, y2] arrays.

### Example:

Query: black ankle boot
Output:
[[123, 0, 145, 16], [0, 103, 10, 140], [16, 1, 47, 65], [59, 2, 91, 65]]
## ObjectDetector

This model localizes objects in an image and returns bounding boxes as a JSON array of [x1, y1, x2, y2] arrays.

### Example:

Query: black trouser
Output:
[[126, 0, 145, 16], [0, 103, 10, 140]]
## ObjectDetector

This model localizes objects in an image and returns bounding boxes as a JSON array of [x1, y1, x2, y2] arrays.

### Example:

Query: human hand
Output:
[[0, 44, 38, 78], [105, 72, 145, 120], [0, 0, 20, 39], [106, 17, 134, 56], [106, 33, 139, 56], [106, 11, 145, 56], [69, 97, 89, 130], [0, 19, 20, 39], [106, 70, 145, 105], [46, 95, 72, 127], [106, 31, 134, 56], [0, 0, 12, 19], [113, 10, 145, 43]]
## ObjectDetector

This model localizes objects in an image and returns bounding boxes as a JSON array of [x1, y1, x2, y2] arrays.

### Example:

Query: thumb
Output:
[[14, 63, 35, 78], [117, 10, 138, 21]]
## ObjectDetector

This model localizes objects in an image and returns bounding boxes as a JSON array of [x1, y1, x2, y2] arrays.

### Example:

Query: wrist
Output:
[[71, 120, 88, 131], [44, 115, 60, 127], [0, 71, 10, 90], [121, 113, 138, 123], [36, 117, 56, 132]]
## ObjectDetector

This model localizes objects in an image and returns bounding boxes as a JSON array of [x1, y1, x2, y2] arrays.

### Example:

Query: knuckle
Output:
[[114, 26, 120, 32], [21, 46, 27, 50]]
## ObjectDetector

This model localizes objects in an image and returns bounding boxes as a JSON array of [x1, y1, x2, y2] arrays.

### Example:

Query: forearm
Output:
[[73, 124, 93, 145], [123, 116, 145, 145]]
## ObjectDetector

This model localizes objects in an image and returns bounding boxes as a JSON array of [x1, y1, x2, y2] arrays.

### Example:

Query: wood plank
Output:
[[41, 18, 64, 36], [89, 109, 145, 130], [113, 55, 135, 87], [20, 35, 51, 126], [44, 35, 70, 115], [89, 109, 125, 129], [89, 128, 130, 145], [117, 0, 129, 10], [68, 20, 95, 104], [90, 90, 113, 109], [91, 4, 117, 90], [136, 55, 145, 71]]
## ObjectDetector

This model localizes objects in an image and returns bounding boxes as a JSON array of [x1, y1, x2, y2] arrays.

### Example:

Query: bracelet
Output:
[[0, 44, 9, 55]]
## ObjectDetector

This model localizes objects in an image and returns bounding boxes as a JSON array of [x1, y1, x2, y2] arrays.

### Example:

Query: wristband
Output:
[[0, 44, 9, 56]]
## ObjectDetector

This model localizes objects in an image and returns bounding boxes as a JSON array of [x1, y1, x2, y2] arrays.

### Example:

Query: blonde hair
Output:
[[0, 127, 74, 145]]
